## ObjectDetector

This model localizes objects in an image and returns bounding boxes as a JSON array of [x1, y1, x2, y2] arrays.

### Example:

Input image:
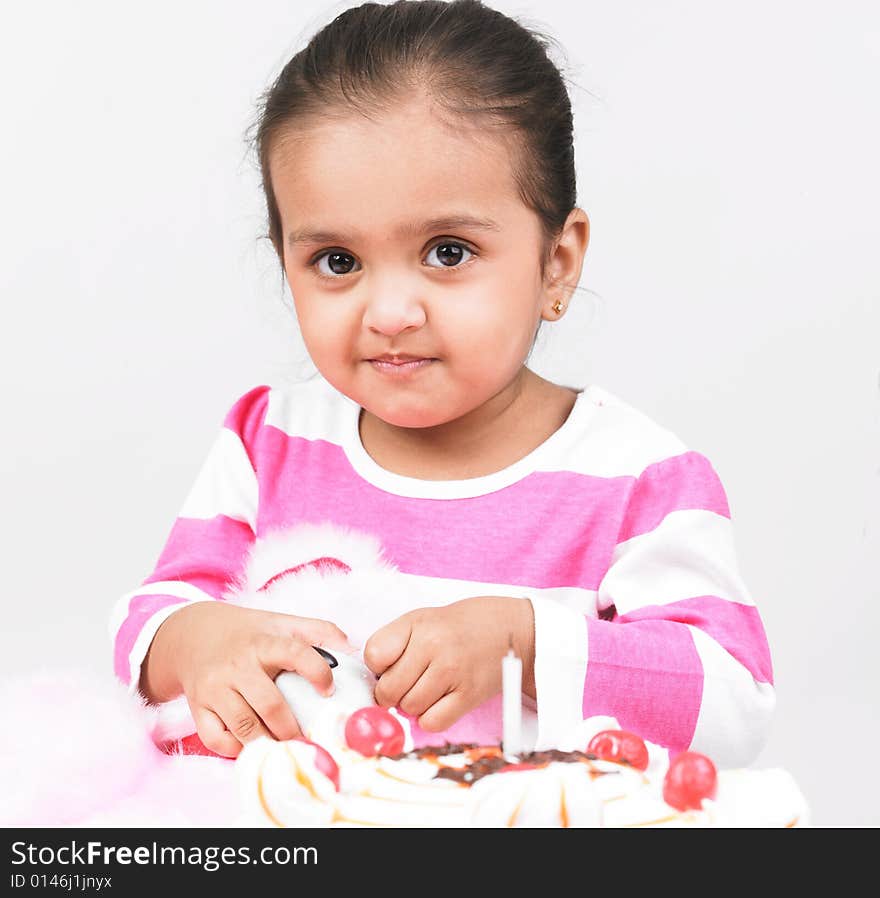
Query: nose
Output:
[[361, 284, 427, 337]]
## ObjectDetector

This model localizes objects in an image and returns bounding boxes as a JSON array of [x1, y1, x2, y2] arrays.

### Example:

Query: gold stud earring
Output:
[[552, 300, 565, 315]]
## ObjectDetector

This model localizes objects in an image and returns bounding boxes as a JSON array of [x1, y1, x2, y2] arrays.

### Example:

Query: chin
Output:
[[360, 393, 460, 429], [369, 404, 446, 429]]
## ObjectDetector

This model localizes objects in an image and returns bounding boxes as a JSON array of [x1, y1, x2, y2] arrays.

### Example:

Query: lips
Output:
[[369, 354, 433, 364], [367, 355, 436, 376]]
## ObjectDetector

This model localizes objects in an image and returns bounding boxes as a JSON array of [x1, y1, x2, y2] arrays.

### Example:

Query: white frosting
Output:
[[470, 763, 603, 827], [334, 751, 474, 827], [703, 769, 809, 828], [236, 737, 338, 827]]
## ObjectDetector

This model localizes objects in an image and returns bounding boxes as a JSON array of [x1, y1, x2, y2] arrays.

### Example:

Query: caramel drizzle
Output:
[[622, 813, 687, 827], [257, 755, 285, 828], [559, 782, 569, 828], [507, 797, 525, 827], [284, 743, 320, 800], [255, 745, 327, 828], [331, 808, 388, 826]]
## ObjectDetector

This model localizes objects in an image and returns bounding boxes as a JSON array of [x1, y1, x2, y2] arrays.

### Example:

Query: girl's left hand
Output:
[[363, 596, 535, 732]]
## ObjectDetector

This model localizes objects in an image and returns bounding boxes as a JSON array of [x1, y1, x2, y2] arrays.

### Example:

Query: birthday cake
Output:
[[235, 707, 808, 828]]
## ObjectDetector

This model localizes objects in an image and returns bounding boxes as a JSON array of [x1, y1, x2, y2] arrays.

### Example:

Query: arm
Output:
[[108, 386, 350, 756], [530, 451, 775, 768], [109, 386, 269, 694]]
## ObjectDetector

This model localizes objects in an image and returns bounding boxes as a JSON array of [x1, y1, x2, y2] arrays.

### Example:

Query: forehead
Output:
[[269, 100, 531, 242]]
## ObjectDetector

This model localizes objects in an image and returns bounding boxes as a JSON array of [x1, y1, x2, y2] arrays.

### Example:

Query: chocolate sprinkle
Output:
[[385, 743, 618, 787], [386, 742, 481, 760]]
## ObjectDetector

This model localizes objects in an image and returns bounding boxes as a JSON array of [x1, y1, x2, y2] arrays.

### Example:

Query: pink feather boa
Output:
[[0, 668, 238, 827]]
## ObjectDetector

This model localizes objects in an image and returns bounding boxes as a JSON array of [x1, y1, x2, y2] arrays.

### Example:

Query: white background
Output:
[[1, 0, 877, 826]]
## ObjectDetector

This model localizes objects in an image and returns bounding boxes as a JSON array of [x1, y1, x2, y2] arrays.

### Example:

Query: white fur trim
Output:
[[227, 521, 396, 596], [153, 695, 196, 743]]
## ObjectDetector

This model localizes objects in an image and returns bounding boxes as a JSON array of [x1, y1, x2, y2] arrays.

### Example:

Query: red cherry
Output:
[[586, 729, 650, 771], [294, 738, 340, 791], [344, 706, 406, 757], [662, 751, 718, 811]]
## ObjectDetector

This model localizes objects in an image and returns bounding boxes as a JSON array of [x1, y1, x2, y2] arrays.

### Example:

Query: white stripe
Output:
[[599, 508, 756, 614], [107, 581, 219, 694], [107, 579, 220, 643], [124, 600, 201, 695], [555, 384, 690, 478], [530, 594, 590, 751], [177, 427, 258, 528], [265, 378, 350, 446], [687, 626, 776, 767], [264, 377, 692, 481]]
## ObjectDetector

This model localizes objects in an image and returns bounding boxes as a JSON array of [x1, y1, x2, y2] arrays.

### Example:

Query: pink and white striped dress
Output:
[[109, 377, 774, 766]]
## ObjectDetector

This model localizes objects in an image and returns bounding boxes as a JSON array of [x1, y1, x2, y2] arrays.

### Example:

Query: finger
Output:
[[417, 690, 466, 733], [193, 705, 243, 759], [281, 615, 355, 653], [374, 647, 429, 709], [364, 614, 414, 677], [239, 675, 303, 742], [212, 689, 274, 748], [258, 636, 336, 697], [395, 662, 456, 718]]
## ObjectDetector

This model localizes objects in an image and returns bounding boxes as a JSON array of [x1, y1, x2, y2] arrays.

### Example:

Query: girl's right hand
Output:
[[140, 601, 353, 758]]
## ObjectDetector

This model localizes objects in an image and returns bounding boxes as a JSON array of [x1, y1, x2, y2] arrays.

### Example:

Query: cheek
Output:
[[445, 281, 540, 356], [291, 289, 349, 353]]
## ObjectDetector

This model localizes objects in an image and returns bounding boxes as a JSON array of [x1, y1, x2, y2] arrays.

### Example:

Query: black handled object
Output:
[[312, 646, 338, 668]]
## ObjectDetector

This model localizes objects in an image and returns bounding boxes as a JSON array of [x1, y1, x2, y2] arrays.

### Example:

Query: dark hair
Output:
[[247, 0, 577, 276]]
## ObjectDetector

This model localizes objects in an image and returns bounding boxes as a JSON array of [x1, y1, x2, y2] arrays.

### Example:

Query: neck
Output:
[[365, 367, 535, 451], [357, 368, 576, 481]]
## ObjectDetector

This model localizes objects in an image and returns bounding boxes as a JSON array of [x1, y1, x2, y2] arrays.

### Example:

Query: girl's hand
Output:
[[363, 597, 535, 732], [140, 601, 353, 758]]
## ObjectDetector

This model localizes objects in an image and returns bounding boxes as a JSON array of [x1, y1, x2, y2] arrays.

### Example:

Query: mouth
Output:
[[366, 355, 436, 375]]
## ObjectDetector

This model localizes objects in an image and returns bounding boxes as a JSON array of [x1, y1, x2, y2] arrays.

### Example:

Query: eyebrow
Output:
[[287, 215, 502, 248]]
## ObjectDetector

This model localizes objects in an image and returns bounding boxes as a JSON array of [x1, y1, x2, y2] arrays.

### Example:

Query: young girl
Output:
[[111, 0, 774, 766]]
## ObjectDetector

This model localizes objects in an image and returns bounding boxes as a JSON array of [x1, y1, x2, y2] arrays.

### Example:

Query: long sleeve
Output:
[[108, 386, 270, 693], [530, 451, 775, 768]]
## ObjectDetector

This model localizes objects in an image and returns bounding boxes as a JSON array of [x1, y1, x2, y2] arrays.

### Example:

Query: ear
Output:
[[541, 208, 590, 321]]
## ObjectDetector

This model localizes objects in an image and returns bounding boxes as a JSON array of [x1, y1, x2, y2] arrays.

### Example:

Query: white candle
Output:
[[502, 645, 523, 757]]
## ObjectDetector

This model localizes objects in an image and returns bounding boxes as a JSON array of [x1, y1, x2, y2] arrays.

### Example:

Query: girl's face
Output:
[[270, 98, 560, 430]]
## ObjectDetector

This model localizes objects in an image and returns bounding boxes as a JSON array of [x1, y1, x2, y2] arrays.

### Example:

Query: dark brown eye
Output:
[[437, 244, 462, 265], [324, 252, 356, 275], [427, 242, 472, 268]]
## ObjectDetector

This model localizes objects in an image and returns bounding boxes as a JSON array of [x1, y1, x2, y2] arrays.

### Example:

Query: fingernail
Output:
[[312, 646, 338, 668]]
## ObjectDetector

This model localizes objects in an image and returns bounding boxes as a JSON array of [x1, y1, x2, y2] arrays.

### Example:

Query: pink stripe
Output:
[[222, 385, 270, 470], [617, 595, 773, 684], [113, 593, 190, 684], [143, 515, 255, 598], [617, 452, 730, 543], [584, 617, 703, 753], [255, 431, 632, 590]]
